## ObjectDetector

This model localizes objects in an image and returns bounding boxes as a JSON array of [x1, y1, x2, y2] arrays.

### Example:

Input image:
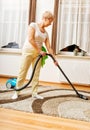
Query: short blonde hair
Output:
[[42, 11, 54, 20]]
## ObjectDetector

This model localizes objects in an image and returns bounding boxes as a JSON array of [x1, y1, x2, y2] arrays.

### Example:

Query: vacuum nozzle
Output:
[[79, 94, 88, 100]]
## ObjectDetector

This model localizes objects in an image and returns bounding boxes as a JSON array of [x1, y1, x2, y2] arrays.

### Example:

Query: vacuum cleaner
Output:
[[6, 78, 17, 89], [6, 53, 88, 100]]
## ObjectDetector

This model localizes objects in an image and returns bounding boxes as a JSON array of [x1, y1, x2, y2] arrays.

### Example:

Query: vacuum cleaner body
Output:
[[6, 78, 17, 89]]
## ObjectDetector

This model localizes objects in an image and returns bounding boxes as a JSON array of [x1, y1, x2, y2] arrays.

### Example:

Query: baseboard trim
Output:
[[39, 80, 90, 87], [0, 74, 17, 78], [0, 74, 90, 87]]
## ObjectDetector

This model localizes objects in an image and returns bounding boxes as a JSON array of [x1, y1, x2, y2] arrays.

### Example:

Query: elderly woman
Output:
[[12, 11, 56, 99]]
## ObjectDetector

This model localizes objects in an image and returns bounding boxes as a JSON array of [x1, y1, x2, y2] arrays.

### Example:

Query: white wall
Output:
[[0, 51, 21, 76], [0, 51, 90, 85], [57, 57, 90, 85]]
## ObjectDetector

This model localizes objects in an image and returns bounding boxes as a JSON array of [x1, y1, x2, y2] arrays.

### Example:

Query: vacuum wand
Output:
[[46, 54, 88, 100], [57, 64, 88, 100]]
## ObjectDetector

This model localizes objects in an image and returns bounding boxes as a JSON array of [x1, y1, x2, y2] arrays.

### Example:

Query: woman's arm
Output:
[[45, 37, 54, 55], [45, 37, 58, 65], [28, 26, 41, 53]]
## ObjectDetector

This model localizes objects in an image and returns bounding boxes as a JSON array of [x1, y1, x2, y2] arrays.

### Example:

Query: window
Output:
[[0, 0, 30, 48], [56, 0, 90, 54]]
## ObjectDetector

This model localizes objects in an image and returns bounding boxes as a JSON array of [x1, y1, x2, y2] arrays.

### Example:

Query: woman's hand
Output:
[[54, 60, 58, 66], [39, 51, 47, 56]]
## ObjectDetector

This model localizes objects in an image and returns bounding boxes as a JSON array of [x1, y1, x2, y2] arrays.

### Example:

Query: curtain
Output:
[[0, 0, 30, 48], [56, 0, 90, 54]]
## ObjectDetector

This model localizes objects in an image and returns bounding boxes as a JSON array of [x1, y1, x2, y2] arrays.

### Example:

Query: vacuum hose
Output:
[[13, 53, 88, 100]]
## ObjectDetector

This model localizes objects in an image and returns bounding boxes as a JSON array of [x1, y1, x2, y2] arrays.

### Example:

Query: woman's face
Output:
[[43, 17, 53, 27]]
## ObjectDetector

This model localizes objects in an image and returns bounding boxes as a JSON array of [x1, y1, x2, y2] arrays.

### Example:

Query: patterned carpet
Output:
[[0, 84, 90, 122]]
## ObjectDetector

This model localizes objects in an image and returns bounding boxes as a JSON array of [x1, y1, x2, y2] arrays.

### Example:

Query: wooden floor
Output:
[[0, 108, 90, 130], [0, 77, 90, 130]]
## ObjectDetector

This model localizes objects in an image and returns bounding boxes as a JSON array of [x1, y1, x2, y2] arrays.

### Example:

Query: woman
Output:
[[12, 11, 57, 99]]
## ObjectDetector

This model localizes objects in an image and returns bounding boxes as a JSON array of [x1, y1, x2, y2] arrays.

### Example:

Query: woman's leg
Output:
[[16, 54, 33, 88], [12, 52, 33, 99], [31, 57, 42, 96]]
